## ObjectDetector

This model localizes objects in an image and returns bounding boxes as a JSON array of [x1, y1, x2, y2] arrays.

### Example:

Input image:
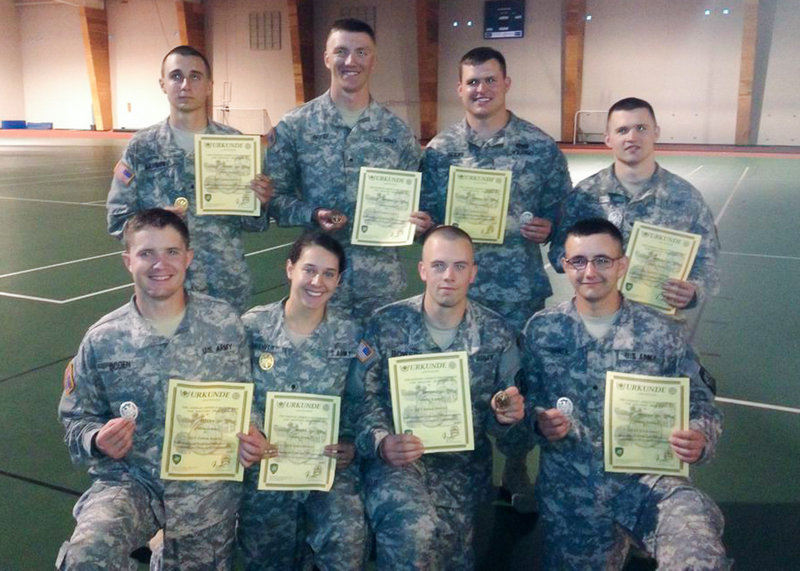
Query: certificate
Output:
[[388, 351, 475, 454], [194, 134, 261, 216], [259, 392, 341, 492], [351, 167, 421, 247], [620, 222, 702, 314], [604, 372, 689, 477], [161, 379, 254, 481], [444, 166, 512, 244]]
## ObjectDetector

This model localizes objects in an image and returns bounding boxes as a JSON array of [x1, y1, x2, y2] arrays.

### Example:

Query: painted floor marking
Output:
[[715, 167, 749, 225]]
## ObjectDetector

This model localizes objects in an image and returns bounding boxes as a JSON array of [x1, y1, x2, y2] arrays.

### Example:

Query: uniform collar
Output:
[[607, 163, 668, 203], [408, 294, 482, 355], [462, 111, 519, 149], [320, 90, 384, 132], [566, 296, 635, 351], [126, 290, 193, 348]]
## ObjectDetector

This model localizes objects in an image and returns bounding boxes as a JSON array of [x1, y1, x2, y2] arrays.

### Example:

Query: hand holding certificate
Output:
[[604, 372, 689, 477], [194, 134, 261, 216], [445, 166, 512, 244], [620, 222, 701, 314], [161, 379, 254, 481], [259, 392, 341, 492], [388, 351, 475, 454], [351, 167, 421, 247]]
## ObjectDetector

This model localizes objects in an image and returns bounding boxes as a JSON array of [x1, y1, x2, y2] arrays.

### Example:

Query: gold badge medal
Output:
[[174, 197, 189, 210], [495, 390, 511, 409], [259, 352, 275, 371]]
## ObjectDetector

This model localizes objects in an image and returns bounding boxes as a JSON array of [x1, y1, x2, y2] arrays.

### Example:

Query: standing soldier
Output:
[[265, 18, 431, 320], [107, 45, 272, 314]]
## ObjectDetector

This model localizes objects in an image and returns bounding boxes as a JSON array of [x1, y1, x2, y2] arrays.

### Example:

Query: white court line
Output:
[[0, 170, 109, 184], [716, 397, 800, 415], [715, 167, 749, 225], [0, 195, 107, 207], [721, 251, 800, 262], [687, 165, 704, 176], [244, 242, 293, 257], [0, 174, 110, 188], [0, 241, 294, 304], [0, 251, 122, 280]]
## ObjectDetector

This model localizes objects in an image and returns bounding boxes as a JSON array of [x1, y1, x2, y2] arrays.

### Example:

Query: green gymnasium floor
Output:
[[0, 140, 797, 569]]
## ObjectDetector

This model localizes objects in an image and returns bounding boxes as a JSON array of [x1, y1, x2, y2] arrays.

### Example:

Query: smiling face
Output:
[[563, 233, 628, 314], [324, 30, 376, 95], [159, 53, 212, 114], [286, 245, 341, 312], [418, 234, 477, 310], [457, 59, 511, 123], [123, 225, 193, 306], [605, 107, 660, 168]]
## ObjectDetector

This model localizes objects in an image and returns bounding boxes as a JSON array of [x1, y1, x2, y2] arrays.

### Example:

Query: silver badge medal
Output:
[[520, 211, 534, 224], [119, 401, 139, 420], [556, 397, 573, 416]]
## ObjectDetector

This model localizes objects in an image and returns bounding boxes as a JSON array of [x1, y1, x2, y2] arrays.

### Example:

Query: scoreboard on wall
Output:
[[484, 0, 525, 39]]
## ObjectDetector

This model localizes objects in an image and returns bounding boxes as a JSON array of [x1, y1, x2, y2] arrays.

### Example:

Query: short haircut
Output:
[[422, 225, 474, 250], [607, 97, 656, 125], [459, 46, 507, 79], [288, 231, 347, 274], [328, 18, 376, 43], [565, 218, 624, 251], [161, 45, 211, 78], [122, 208, 190, 250]]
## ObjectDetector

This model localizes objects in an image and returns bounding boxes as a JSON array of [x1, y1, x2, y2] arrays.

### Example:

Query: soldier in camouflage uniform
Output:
[[265, 18, 429, 320], [421, 47, 571, 332], [107, 45, 272, 314], [57, 209, 263, 571], [522, 218, 730, 570], [549, 97, 720, 310], [355, 226, 527, 570], [237, 232, 368, 570]]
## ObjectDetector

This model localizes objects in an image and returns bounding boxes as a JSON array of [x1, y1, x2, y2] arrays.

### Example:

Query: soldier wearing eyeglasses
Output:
[[520, 218, 730, 570], [549, 97, 720, 312]]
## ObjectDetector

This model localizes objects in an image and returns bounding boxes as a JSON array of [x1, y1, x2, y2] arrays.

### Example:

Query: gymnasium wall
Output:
[[311, 0, 421, 138], [106, 0, 182, 130], [18, 4, 92, 129], [437, 0, 564, 140], [758, 0, 800, 146], [0, 0, 25, 121], [206, 0, 297, 135]]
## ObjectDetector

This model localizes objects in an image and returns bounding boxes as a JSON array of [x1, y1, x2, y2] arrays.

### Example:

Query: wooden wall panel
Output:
[[416, 0, 439, 142], [79, 7, 113, 131], [561, 0, 586, 143], [288, 0, 315, 105], [176, 1, 206, 52], [735, 0, 760, 145]]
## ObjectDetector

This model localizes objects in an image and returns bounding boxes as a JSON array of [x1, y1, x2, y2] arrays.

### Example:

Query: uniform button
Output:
[[291, 384, 297, 390], [348, 157, 353, 162], [593, 386, 598, 391]]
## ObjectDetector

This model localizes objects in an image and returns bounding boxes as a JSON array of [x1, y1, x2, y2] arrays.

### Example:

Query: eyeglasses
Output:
[[562, 256, 622, 271]]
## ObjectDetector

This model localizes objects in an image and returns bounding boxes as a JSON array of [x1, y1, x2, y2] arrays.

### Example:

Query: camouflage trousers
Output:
[[540, 477, 732, 570], [56, 479, 237, 571], [237, 465, 368, 571], [365, 464, 476, 571]]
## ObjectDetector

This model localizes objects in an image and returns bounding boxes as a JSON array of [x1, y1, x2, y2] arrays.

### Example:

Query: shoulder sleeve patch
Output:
[[113, 160, 134, 186], [63, 360, 75, 395], [356, 340, 375, 363], [699, 366, 717, 395]]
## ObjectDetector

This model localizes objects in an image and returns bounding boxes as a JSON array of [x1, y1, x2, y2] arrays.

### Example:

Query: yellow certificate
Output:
[[194, 134, 261, 216], [161, 379, 254, 481], [620, 221, 702, 314], [351, 167, 422, 247], [259, 392, 341, 492], [444, 166, 512, 244], [604, 372, 689, 477], [388, 351, 475, 454]]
